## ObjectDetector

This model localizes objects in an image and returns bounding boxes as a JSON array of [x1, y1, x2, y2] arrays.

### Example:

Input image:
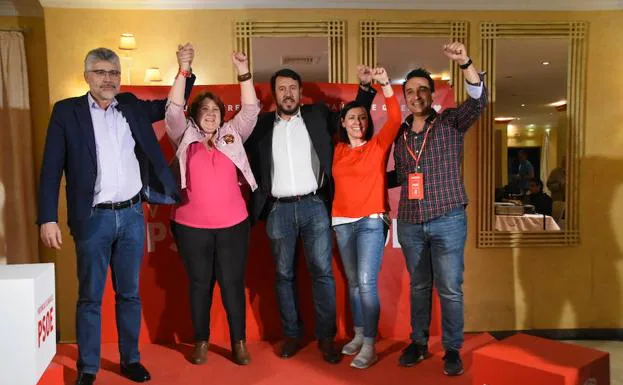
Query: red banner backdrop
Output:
[[97, 82, 455, 345]]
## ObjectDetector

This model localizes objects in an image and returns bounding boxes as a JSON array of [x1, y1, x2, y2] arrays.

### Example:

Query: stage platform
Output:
[[49, 333, 495, 385]]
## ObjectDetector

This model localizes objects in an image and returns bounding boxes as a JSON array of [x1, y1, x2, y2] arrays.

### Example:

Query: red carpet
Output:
[[52, 333, 494, 384]]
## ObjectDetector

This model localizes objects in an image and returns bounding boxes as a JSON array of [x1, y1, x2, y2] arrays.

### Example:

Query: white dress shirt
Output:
[[271, 109, 319, 197], [465, 79, 484, 99], [88, 93, 142, 206]]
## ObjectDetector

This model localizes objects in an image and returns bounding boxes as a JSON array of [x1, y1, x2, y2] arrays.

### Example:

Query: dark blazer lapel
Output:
[[301, 106, 325, 154], [116, 101, 146, 153], [258, 114, 275, 191], [75, 93, 97, 171]]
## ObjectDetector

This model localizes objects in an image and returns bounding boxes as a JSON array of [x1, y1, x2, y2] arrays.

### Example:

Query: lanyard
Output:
[[403, 118, 434, 168]]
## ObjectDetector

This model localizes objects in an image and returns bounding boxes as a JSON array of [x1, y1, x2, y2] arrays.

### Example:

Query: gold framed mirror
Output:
[[477, 22, 587, 248], [360, 20, 468, 102], [235, 20, 346, 83]]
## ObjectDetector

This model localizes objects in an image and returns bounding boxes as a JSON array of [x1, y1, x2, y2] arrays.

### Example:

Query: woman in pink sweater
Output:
[[165, 44, 259, 366]]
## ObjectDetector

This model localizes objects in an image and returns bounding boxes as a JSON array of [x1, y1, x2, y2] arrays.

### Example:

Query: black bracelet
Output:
[[459, 58, 472, 70], [359, 81, 372, 88]]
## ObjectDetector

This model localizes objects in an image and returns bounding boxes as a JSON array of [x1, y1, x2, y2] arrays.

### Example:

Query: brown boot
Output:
[[232, 340, 251, 365], [191, 341, 209, 365]]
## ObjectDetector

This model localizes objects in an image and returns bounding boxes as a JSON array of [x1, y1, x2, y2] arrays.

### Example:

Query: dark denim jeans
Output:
[[397, 207, 467, 351], [334, 217, 388, 338], [74, 202, 145, 374], [266, 195, 336, 340]]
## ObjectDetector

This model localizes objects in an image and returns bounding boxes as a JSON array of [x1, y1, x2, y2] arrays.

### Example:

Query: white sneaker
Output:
[[341, 338, 363, 355], [350, 345, 378, 369]]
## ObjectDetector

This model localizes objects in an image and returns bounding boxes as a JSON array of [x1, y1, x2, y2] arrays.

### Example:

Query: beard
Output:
[[276, 97, 300, 116], [100, 82, 118, 94]]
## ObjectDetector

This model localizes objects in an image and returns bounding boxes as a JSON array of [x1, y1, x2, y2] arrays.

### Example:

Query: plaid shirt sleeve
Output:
[[453, 73, 488, 132]]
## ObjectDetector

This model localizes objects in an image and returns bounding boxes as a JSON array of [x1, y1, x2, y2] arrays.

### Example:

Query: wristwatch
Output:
[[459, 58, 472, 70]]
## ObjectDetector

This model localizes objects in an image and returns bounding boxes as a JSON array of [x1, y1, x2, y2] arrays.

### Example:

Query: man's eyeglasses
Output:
[[88, 69, 121, 78]]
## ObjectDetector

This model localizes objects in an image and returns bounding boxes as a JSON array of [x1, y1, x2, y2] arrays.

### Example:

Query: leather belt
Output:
[[269, 192, 316, 203], [95, 193, 140, 210]]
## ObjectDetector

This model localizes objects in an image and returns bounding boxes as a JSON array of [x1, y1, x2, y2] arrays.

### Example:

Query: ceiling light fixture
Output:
[[542, 61, 550, 66], [548, 100, 567, 107], [494, 117, 515, 123]]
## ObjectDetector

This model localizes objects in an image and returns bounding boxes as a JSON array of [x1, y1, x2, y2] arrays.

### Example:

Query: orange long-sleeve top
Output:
[[331, 94, 402, 218]]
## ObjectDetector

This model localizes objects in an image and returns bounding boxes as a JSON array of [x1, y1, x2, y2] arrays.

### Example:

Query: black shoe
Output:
[[443, 349, 464, 376], [318, 338, 341, 364], [398, 342, 430, 367], [279, 336, 301, 358], [120, 362, 151, 383], [74, 372, 96, 385]]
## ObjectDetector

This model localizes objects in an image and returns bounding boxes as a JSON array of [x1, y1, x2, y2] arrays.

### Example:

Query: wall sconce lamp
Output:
[[144, 67, 162, 84], [119, 33, 137, 84]]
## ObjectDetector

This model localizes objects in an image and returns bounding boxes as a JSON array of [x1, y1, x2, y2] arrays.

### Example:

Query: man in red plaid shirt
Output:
[[392, 42, 488, 376]]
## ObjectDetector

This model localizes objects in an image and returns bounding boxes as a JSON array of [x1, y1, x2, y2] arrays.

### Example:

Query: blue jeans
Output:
[[334, 217, 388, 338], [266, 195, 336, 340], [74, 201, 146, 374], [397, 207, 467, 351]]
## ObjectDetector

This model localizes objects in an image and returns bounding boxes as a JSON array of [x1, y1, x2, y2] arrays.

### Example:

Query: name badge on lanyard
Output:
[[404, 122, 433, 200], [408, 172, 424, 200]]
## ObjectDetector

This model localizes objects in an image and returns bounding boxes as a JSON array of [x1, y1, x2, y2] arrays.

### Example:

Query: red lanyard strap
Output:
[[403, 120, 433, 168]]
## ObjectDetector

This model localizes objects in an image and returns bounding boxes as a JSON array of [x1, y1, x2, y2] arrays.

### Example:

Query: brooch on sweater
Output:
[[223, 134, 235, 144]]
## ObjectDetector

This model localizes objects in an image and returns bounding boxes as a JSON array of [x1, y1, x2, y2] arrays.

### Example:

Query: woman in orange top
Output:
[[331, 67, 402, 369]]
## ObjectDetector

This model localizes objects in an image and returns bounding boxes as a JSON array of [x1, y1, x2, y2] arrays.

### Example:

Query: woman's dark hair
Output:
[[336, 101, 374, 144], [188, 91, 226, 127]]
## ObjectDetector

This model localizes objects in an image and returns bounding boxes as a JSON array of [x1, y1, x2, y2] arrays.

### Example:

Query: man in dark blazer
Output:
[[37, 46, 195, 385], [245, 66, 376, 363]]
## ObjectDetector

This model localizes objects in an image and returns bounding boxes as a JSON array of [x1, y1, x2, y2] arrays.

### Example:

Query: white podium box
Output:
[[0, 263, 56, 385]]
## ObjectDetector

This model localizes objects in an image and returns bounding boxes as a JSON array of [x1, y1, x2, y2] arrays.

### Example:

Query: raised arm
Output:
[[371, 67, 403, 149], [165, 43, 195, 145], [328, 64, 377, 136], [354, 64, 377, 112], [144, 73, 195, 124], [228, 52, 260, 142], [443, 42, 488, 132]]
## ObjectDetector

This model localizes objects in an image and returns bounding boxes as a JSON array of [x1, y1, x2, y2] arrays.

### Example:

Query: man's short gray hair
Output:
[[84, 48, 120, 72]]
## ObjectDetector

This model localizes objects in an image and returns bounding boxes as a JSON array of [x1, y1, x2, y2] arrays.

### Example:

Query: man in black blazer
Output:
[[38, 46, 195, 385], [245, 67, 376, 363]]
